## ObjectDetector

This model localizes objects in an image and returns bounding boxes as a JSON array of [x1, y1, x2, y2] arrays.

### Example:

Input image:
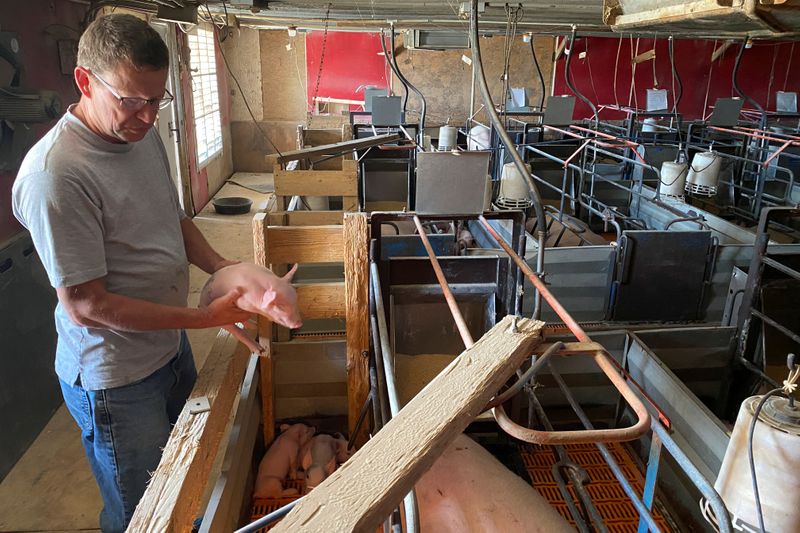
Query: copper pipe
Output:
[[494, 350, 651, 444], [709, 125, 800, 146], [478, 215, 590, 343], [564, 139, 593, 169], [478, 215, 670, 432], [762, 140, 793, 168], [412, 215, 475, 349]]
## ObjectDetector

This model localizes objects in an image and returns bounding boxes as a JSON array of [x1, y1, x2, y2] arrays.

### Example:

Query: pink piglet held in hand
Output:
[[199, 262, 303, 353]]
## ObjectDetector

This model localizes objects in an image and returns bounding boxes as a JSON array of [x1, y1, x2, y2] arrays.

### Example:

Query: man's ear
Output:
[[74, 66, 93, 98]]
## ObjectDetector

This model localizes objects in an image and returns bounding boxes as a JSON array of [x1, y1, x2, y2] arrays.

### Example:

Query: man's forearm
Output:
[[180, 218, 228, 274], [72, 291, 215, 331]]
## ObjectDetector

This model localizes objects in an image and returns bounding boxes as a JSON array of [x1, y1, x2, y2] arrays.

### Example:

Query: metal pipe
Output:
[[234, 497, 302, 533], [547, 362, 663, 533], [390, 24, 426, 135], [412, 215, 475, 348], [565, 26, 598, 129], [478, 215, 589, 342], [732, 41, 765, 126], [469, 0, 548, 298], [380, 29, 408, 112], [651, 421, 733, 533], [370, 263, 419, 533], [483, 341, 565, 411]]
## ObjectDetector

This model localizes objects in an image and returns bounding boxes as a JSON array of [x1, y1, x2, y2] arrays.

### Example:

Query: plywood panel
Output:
[[266, 225, 344, 264], [295, 282, 346, 319], [274, 169, 358, 197]]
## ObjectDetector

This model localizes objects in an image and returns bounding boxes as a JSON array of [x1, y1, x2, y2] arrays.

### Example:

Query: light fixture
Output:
[[287, 26, 297, 37]]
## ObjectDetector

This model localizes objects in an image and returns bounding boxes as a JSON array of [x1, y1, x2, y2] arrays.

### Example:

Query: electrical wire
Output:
[[668, 36, 683, 113], [747, 388, 786, 533], [209, 1, 285, 165], [613, 36, 623, 109], [529, 35, 546, 111]]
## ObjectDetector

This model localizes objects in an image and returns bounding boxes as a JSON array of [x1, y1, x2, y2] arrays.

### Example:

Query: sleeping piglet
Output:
[[199, 262, 303, 353], [300, 433, 351, 492], [253, 423, 316, 498]]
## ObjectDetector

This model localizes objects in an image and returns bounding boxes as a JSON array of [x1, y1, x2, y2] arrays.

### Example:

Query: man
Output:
[[12, 14, 250, 532]]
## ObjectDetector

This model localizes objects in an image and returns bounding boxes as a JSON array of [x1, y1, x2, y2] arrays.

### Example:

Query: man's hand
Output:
[[201, 288, 252, 327], [212, 259, 241, 272]]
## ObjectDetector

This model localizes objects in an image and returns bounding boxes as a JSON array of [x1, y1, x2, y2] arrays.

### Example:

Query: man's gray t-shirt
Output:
[[12, 107, 190, 390]]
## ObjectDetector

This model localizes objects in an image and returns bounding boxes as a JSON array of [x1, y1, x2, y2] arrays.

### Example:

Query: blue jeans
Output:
[[60, 331, 197, 533]]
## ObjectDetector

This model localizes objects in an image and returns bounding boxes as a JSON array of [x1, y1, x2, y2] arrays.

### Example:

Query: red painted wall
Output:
[[305, 31, 389, 111], [552, 37, 800, 121], [0, 1, 86, 247]]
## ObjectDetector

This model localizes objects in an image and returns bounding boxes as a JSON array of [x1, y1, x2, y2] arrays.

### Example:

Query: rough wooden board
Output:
[[272, 316, 545, 533], [266, 226, 344, 264], [268, 210, 344, 226], [128, 330, 249, 532], [343, 213, 370, 445], [252, 212, 276, 446], [295, 282, 346, 319], [273, 169, 358, 197], [198, 355, 261, 533], [275, 133, 401, 164]]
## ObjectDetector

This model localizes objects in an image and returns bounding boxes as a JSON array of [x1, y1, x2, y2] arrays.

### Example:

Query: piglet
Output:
[[253, 423, 316, 498], [199, 262, 303, 353], [300, 433, 351, 492]]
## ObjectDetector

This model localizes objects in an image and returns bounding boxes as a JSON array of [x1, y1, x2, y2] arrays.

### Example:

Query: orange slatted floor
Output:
[[520, 442, 673, 532]]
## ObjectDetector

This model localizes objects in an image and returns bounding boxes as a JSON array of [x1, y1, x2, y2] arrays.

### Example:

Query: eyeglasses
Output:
[[92, 72, 174, 111]]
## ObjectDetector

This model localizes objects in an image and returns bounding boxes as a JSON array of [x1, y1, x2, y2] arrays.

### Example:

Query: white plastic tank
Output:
[[711, 395, 800, 532], [484, 174, 493, 211], [438, 126, 457, 151], [659, 161, 688, 199], [685, 151, 722, 196], [642, 117, 659, 133], [468, 124, 491, 151], [494, 162, 532, 210]]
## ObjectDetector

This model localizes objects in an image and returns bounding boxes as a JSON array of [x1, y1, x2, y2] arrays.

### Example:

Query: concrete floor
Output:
[[0, 176, 272, 532]]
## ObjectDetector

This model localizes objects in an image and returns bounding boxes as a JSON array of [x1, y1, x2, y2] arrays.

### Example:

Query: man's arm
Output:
[[56, 277, 252, 331], [180, 217, 238, 274]]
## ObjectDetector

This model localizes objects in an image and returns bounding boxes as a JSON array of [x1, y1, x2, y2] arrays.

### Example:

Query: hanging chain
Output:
[[308, 3, 332, 127]]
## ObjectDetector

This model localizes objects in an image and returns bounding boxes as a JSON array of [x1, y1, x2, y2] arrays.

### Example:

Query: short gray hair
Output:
[[78, 14, 169, 74]]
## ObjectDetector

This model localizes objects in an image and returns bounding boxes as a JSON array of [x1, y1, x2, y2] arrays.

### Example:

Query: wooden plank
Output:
[[266, 225, 344, 264], [711, 40, 734, 62], [534, 341, 605, 356], [252, 212, 276, 445], [199, 355, 261, 533], [632, 48, 656, 64], [268, 210, 344, 226], [343, 213, 370, 446], [295, 282, 346, 319], [342, 196, 359, 211], [128, 331, 249, 532], [273, 316, 545, 533], [276, 133, 401, 164], [274, 168, 358, 197]]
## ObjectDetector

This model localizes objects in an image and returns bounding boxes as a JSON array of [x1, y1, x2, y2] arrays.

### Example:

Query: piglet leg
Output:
[[222, 323, 264, 354]]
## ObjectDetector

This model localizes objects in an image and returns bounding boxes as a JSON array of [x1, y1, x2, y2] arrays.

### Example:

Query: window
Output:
[[188, 27, 222, 167]]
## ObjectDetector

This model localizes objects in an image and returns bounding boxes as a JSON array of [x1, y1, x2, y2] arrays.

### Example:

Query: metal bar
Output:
[[234, 498, 303, 533], [412, 215, 475, 348], [370, 262, 419, 533], [547, 363, 663, 533], [650, 421, 733, 533], [709, 125, 800, 146], [751, 308, 800, 345], [637, 433, 663, 533], [762, 256, 800, 281], [479, 215, 670, 430], [483, 341, 564, 411], [277, 133, 402, 163]]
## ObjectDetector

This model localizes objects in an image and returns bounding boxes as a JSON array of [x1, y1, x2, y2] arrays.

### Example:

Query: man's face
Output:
[[89, 65, 169, 143]]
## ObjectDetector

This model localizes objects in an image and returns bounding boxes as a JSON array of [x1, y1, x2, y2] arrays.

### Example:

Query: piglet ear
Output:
[[283, 263, 299, 283], [261, 288, 277, 307]]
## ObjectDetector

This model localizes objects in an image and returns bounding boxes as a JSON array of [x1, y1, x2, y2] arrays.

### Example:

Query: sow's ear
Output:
[[283, 263, 299, 283]]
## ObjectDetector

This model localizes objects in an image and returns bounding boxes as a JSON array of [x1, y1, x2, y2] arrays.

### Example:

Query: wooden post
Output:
[[252, 212, 276, 445], [273, 316, 545, 533], [343, 213, 370, 446], [128, 331, 250, 531]]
